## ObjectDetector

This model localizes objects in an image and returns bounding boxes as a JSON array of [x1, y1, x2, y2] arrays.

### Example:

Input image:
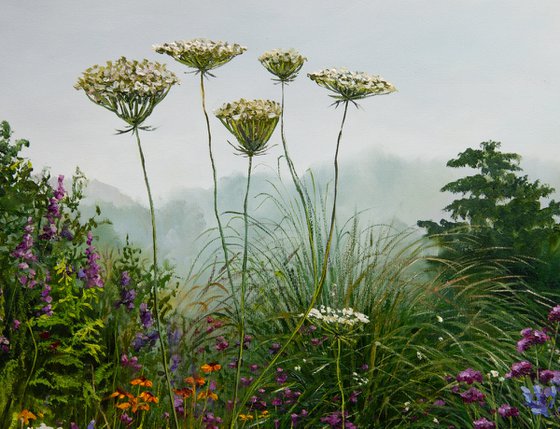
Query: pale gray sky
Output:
[[2, 0, 559, 203]]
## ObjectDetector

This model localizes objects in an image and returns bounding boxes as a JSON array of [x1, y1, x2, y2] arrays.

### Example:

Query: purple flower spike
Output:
[[139, 303, 153, 328]]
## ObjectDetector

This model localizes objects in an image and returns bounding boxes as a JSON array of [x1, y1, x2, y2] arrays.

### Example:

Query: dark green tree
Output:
[[418, 141, 560, 290]]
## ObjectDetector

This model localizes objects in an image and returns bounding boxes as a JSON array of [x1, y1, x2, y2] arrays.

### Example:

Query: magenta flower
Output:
[[548, 305, 560, 323], [539, 369, 560, 384], [81, 232, 104, 288], [460, 387, 485, 404], [505, 361, 533, 379], [497, 403, 519, 418], [457, 368, 483, 385], [517, 328, 549, 353], [473, 417, 495, 429]]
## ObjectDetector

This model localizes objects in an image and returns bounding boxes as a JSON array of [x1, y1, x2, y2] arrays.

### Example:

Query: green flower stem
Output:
[[234, 100, 351, 422], [199, 74, 236, 298], [231, 156, 253, 428], [21, 321, 38, 408], [133, 128, 179, 429], [336, 337, 346, 428], [280, 82, 318, 285]]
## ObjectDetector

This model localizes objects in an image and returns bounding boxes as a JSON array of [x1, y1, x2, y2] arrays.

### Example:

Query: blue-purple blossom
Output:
[[132, 331, 159, 352], [81, 232, 104, 288], [139, 303, 153, 328], [539, 369, 560, 384], [521, 384, 557, 417]]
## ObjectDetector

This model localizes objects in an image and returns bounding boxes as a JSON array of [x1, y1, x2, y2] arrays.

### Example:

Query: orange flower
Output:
[[201, 362, 222, 373], [139, 391, 159, 403], [184, 375, 205, 386], [109, 388, 134, 400], [239, 414, 254, 421], [18, 409, 37, 425], [259, 410, 270, 418], [130, 376, 153, 387], [174, 387, 194, 398], [197, 390, 218, 401], [117, 397, 150, 413]]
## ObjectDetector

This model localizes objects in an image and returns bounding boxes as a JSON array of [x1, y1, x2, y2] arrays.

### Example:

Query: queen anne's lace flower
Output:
[[153, 39, 246, 74], [214, 99, 281, 157], [306, 306, 370, 327], [74, 57, 178, 128], [308, 68, 396, 103], [258, 48, 307, 82]]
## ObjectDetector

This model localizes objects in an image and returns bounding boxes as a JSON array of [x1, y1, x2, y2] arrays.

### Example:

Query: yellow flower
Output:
[[239, 414, 254, 421], [201, 362, 222, 373]]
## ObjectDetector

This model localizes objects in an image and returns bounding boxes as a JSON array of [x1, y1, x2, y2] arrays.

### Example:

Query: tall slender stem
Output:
[[134, 129, 179, 429], [235, 100, 351, 420], [336, 337, 346, 428], [280, 82, 318, 285], [200, 74, 236, 295], [231, 156, 253, 428]]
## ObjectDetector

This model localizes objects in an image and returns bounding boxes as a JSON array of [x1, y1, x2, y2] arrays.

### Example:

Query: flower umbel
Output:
[[258, 48, 307, 82], [215, 99, 281, 157], [153, 39, 246, 74], [75, 57, 178, 130], [308, 68, 396, 104]]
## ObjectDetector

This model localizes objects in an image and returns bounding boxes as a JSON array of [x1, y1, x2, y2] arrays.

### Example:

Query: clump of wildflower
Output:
[[78, 232, 104, 288], [215, 99, 281, 157], [473, 417, 495, 429], [497, 403, 519, 418], [459, 387, 485, 404], [517, 328, 549, 353], [0, 336, 9, 352], [258, 48, 307, 82], [153, 38, 246, 74], [456, 368, 483, 385], [115, 271, 136, 311], [320, 411, 357, 429], [505, 360, 533, 379], [308, 68, 396, 103], [306, 306, 370, 327], [548, 305, 560, 322], [40, 175, 65, 240], [521, 384, 557, 417], [75, 57, 178, 128], [139, 303, 153, 328], [18, 409, 37, 425], [121, 353, 142, 372]]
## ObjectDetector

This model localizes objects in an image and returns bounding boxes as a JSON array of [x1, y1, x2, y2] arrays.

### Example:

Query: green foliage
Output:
[[418, 141, 560, 290]]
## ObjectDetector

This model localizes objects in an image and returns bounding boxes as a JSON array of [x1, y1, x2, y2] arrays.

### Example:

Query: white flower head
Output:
[[75, 57, 178, 129], [258, 48, 307, 82], [305, 306, 370, 329], [153, 38, 246, 74], [214, 99, 281, 157], [308, 68, 396, 104]]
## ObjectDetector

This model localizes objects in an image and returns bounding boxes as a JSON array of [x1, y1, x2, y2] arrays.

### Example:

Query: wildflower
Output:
[[241, 376, 254, 386], [202, 413, 223, 429], [12, 319, 20, 330], [215, 99, 281, 157], [12, 217, 36, 261], [120, 413, 133, 426], [521, 384, 557, 417], [306, 306, 370, 327], [139, 303, 153, 328], [153, 39, 246, 74], [269, 342, 281, 354], [548, 305, 560, 322], [517, 328, 549, 353], [197, 390, 218, 401], [81, 232, 104, 288], [139, 391, 159, 403], [473, 417, 495, 429], [308, 68, 396, 104], [497, 403, 519, 418], [489, 370, 499, 378], [258, 48, 307, 82], [215, 336, 229, 351], [459, 387, 485, 404], [0, 336, 10, 352], [433, 399, 446, 407], [505, 361, 533, 379], [110, 388, 134, 400], [239, 414, 254, 421], [185, 376, 206, 387], [130, 376, 153, 387], [457, 368, 483, 385], [539, 369, 560, 384], [18, 409, 37, 425], [174, 387, 194, 398], [201, 362, 221, 373], [436, 315, 444, 323], [75, 57, 178, 130]]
